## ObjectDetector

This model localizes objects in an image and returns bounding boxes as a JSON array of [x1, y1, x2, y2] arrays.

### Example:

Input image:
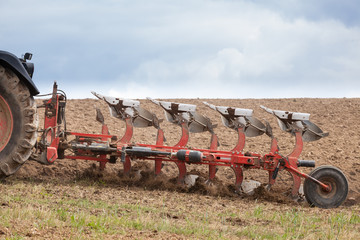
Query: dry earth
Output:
[[11, 97, 360, 206]]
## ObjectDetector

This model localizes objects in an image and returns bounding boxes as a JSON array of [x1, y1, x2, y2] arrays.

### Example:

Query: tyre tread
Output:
[[0, 65, 37, 177], [304, 165, 348, 208]]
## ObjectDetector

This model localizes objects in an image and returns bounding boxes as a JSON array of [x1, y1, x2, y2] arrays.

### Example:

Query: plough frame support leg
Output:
[[174, 122, 189, 183], [154, 128, 165, 175], [99, 123, 110, 170], [232, 164, 244, 192], [287, 131, 303, 197], [208, 133, 219, 181], [232, 127, 246, 152], [121, 117, 134, 175]]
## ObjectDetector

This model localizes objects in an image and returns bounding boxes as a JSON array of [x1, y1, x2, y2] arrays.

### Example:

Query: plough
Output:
[[30, 82, 348, 208], [0, 51, 349, 209]]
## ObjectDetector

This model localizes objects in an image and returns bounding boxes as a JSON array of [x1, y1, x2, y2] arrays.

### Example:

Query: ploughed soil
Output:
[[12, 97, 360, 206]]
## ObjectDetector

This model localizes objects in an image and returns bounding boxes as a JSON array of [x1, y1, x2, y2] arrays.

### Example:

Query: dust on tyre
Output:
[[0, 65, 37, 177], [304, 165, 348, 208]]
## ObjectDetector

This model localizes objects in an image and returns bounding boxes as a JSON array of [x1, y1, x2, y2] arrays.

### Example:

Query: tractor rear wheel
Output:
[[304, 166, 348, 208], [0, 65, 37, 178]]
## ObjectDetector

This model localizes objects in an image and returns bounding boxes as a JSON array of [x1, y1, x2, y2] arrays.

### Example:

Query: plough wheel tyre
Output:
[[0, 65, 37, 178], [304, 166, 348, 208]]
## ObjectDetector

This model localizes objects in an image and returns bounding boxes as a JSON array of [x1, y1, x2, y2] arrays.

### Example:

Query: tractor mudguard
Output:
[[0, 50, 39, 96]]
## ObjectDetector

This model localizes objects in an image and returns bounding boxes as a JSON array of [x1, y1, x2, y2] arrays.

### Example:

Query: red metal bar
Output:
[[208, 133, 218, 181], [154, 128, 165, 176], [232, 128, 246, 152], [175, 121, 189, 148], [287, 165, 330, 191], [270, 137, 279, 153], [119, 117, 134, 174], [99, 124, 110, 170], [123, 156, 131, 175], [68, 132, 115, 139], [232, 164, 244, 191], [176, 162, 186, 184], [288, 131, 303, 159], [287, 131, 304, 197], [119, 117, 134, 144], [43, 93, 60, 163], [136, 143, 240, 154], [267, 131, 304, 197], [124, 144, 259, 166], [173, 122, 189, 183]]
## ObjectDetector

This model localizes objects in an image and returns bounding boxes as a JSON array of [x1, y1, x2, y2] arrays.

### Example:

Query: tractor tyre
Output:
[[0, 64, 37, 178], [304, 165, 348, 208]]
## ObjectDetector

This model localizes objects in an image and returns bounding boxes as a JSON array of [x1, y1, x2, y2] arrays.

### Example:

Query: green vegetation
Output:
[[0, 180, 358, 239]]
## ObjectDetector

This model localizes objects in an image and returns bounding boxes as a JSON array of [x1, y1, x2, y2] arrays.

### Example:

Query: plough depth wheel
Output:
[[304, 166, 348, 208]]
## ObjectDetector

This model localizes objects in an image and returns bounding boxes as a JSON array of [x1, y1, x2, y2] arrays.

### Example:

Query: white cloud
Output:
[[1, 0, 359, 99], [113, 14, 360, 98]]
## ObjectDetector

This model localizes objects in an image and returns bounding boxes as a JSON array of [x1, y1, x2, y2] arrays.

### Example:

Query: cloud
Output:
[[0, 0, 359, 99], [112, 16, 360, 98], [252, 0, 360, 26]]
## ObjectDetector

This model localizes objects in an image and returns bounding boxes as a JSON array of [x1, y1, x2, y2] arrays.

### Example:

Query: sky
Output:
[[1, 0, 359, 99]]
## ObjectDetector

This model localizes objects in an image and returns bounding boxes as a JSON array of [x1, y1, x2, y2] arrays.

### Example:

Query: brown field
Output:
[[1, 97, 359, 239]]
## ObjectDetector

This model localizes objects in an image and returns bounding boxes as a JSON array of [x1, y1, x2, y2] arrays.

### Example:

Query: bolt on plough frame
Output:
[[32, 82, 348, 208]]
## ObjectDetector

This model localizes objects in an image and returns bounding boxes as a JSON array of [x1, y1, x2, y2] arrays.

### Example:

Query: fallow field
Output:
[[0, 97, 359, 239]]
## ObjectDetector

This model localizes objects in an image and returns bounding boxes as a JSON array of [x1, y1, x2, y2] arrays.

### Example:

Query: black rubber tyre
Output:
[[304, 165, 348, 208], [0, 64, 37, 177]]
